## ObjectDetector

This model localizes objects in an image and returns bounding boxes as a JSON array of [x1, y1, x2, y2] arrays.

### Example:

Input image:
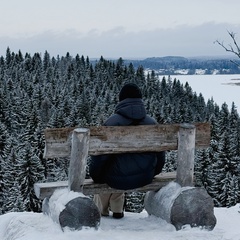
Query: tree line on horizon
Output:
[[125, 56, 240, 75], [0, 47, 240, 214]]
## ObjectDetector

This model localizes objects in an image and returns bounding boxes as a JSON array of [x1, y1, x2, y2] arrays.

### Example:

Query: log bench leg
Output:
[[42, 128, 101, 231], [144, 182, 216, 230], [42, 189, 101, 231], [144, 124, 216, 230]]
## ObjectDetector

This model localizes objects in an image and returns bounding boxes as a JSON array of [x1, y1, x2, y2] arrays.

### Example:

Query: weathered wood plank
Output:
[[34, 172, 177, 199], [44, 122, 210, 158], [176, 124, 195, 187], [68, 128, 90, 192]]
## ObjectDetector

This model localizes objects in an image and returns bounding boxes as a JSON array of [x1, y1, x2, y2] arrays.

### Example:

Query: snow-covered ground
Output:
[[0, 203, 240, 240], [170, 74, 240, 111]]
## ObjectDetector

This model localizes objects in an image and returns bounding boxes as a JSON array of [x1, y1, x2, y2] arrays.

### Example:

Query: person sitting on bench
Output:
[[89, 83, 165, 219]]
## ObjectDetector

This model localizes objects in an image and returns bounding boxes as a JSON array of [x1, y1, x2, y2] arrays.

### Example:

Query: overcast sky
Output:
[[1, 0, 240, 59]]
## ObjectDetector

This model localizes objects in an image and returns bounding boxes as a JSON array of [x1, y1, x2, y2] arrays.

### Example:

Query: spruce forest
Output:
[[0, 47, 240, 214]]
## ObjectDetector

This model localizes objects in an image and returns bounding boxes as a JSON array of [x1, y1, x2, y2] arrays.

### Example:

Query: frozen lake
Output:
[[167, 74, 240, 111]]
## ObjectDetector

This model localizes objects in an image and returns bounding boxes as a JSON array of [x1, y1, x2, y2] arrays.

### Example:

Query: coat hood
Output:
[[115, 98, 146, 120]]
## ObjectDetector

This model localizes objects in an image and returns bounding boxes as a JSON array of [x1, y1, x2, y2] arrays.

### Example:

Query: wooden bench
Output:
[[34, 122, 210, 199], [34, 122, 217, 231]]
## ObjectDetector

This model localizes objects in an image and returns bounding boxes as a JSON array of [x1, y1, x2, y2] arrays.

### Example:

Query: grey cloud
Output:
[[1, 22, 240, 59]]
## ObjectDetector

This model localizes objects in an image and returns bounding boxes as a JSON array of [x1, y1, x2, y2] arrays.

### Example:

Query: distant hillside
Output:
[[123, 56, 240, 75], [144, 56, 188, 62]]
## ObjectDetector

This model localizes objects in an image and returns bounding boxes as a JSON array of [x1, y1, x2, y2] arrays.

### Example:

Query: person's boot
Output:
[[112, 212, 124, 219]]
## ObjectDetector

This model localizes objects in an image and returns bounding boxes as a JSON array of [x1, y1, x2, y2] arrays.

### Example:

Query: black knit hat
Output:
[[119, 83, 142, 101]]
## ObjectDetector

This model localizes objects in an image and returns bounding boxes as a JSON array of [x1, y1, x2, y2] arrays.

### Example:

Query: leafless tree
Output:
[[215, 31, 240, 67]]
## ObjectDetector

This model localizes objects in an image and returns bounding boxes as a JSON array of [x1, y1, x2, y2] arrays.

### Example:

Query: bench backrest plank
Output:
[[44, 122, 210, 159]]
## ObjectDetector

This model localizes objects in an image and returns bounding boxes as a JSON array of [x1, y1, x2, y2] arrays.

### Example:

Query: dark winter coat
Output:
[[89, 98, 165, 190]]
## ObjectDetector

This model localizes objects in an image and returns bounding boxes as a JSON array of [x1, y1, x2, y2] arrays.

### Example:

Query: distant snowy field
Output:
[[168, 74, 240, 111]]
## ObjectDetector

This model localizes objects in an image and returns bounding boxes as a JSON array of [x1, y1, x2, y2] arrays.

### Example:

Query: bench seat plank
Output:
[[34, 172, 176, 199]]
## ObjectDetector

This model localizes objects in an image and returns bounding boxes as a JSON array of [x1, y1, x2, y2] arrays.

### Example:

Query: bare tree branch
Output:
[[230, 60, 240, 67], [214, 31, 240, 58]]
